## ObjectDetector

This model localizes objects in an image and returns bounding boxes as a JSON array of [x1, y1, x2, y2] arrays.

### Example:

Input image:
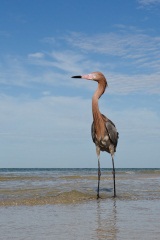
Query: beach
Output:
[[0, 168, 160, 239]]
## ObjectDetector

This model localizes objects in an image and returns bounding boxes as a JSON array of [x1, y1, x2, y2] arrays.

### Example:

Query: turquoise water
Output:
[[0, 168, 160, 239]]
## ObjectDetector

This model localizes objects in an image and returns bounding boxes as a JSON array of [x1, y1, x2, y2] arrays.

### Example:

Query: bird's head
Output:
[[72, 71, 108, 86]]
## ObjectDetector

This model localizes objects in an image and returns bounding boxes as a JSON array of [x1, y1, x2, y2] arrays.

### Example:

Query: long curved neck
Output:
[[92, 81, 106, 140]]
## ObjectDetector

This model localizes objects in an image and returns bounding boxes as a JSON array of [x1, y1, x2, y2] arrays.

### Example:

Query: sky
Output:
[[0, 0, 160, 168]]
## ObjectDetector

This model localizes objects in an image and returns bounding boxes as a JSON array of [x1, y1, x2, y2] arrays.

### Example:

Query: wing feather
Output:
[[91, 122, 96, 143], [105, 120, 119, 147]]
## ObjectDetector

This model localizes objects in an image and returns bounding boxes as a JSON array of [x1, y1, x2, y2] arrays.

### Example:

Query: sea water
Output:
[[0, 168, 160, 239]]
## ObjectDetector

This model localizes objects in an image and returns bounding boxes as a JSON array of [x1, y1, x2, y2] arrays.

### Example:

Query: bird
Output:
[[71, 72, 119, 198]]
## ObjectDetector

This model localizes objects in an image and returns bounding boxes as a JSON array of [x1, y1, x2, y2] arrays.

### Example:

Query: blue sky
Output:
[[0, 0, 160, 168]]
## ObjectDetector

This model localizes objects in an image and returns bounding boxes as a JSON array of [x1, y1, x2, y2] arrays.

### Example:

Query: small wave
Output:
[[0, 190, 96, 206], [125, 171, 135, 174], [0, 176, 55, 182], [59, 175, 113, 181]]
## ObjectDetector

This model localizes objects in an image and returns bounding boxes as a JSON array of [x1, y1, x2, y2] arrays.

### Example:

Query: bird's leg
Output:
[[112, 155, 116, 197], [96, 147, 101, 199], [97, 156, 101, 199]]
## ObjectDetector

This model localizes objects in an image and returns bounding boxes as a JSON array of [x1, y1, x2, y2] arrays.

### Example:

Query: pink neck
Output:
[[92, 82, 106, 140]]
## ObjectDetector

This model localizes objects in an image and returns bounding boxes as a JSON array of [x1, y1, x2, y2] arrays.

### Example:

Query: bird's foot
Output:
[[97, 193, 102, 199], [112, 190, 116, 198]]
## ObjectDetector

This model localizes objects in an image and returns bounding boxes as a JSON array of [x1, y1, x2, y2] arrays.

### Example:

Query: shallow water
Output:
[[0, 168, 160, 239], [1, 168, 160, 205], [0, 199, 160, 239]]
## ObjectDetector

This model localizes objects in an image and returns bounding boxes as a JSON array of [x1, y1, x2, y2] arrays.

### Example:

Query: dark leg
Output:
[[112, 155, 116, 197], [97, 157, 101, 199]]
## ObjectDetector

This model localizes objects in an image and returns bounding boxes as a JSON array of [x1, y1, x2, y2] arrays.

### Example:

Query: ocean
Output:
[[0, 168, 160, 239]]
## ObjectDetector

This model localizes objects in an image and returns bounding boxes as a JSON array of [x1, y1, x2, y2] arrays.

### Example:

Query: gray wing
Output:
[[91, 122, 96, 143], [106, 119, 119, 147]]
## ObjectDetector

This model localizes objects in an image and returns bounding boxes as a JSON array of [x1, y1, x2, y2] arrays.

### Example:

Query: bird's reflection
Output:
[[95, 199, 118, 240]]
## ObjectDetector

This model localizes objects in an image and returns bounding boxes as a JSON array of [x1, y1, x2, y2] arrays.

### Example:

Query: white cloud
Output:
[[0, 94, 159, 142], [0, 94, 91, 141], [0, 94, 93, 167], [0, 26, 160, 95], [0, 94, 159, 167], [65, 29, 160, 72], [138, 0, 160, 6], [1, 51, 160, 95], [28, 50, 100, 75], [107, 72, 160, 95], [28, 52, 44, 58], [0, 56, 32, 87], [107, 107, 160, 138]]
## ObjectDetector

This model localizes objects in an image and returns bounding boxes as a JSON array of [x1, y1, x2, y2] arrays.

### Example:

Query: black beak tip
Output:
[[71, 75, 82, 78]]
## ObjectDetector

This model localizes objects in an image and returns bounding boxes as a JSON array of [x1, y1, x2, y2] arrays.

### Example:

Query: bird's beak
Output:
[[71, 74, 92, 80], [71, 75, 82, 78]]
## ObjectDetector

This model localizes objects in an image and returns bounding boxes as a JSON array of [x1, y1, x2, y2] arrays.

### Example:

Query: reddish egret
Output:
[[72, 72, 119, 198]]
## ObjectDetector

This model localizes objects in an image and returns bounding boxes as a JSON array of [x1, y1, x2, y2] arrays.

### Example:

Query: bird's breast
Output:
[[101, 134, 109, 145], [95, 133, 110, 153], [100, 134, 110, 148]]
